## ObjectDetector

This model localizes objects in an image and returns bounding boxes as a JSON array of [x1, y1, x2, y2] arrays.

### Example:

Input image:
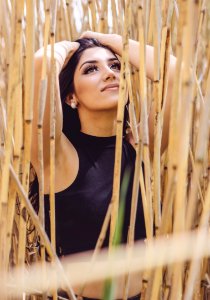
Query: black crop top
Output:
[[44, 132, 146, 256]]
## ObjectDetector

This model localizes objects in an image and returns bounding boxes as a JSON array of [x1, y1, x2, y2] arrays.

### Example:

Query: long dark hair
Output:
[[59, 38, 128, 140]]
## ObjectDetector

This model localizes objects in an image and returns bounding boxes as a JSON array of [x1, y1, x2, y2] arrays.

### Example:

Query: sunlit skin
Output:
[[66, 47, 121, 137]]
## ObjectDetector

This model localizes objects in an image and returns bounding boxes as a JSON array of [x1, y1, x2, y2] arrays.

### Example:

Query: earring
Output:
[[70, 102, 77, 109]]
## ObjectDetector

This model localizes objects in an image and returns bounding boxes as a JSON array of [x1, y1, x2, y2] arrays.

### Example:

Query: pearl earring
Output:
[[70, 102, 77, 109]]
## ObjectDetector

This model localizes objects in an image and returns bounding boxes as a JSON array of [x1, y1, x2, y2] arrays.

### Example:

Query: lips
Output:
[[101, 83, 119, 92]]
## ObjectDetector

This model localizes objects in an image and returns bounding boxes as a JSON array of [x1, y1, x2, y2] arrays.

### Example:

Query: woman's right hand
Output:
[[34, 41, 80, 73]]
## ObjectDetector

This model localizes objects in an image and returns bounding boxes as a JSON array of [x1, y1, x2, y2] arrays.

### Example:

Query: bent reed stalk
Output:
[[0, 0, 210, 299]]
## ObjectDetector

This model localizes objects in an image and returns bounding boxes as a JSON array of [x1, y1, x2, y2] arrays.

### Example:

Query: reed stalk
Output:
[[109, 0, 130, 248], [149, 2, 172, 298], [111, 0, 118, 33], [61, 0, 71, 41], [98, 0, 108, 33], [137, 4, 155, 298], [49, 0, 57, 254], [124, 36, 143, 298], [16, 5, 36, 294], [171, 1, 196, 299], [81, 1, 90, 33], [22, 0, 35, 196], [152, 0, 162, 234], [138, 1, 153, 240], [161, 5, 183, 236], [88, 0, 97, 32], [117, 0, 124, 35], [35, 6, 51, 299], [49, 2, 58, 299]]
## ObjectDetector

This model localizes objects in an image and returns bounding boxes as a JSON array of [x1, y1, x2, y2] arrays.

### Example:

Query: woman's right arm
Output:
[[31, 41, 79, 170]]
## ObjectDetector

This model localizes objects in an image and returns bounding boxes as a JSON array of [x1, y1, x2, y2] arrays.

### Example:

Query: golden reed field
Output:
[[0, 0, 210, 299]]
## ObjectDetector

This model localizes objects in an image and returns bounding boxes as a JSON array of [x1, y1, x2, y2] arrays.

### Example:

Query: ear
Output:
[[65, 93, 78, 107]]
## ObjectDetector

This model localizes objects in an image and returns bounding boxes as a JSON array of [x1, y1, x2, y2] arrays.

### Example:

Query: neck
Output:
[[78, 108, 117, 137]]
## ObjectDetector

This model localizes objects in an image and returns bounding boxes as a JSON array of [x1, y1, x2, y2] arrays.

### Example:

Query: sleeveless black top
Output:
[[44, 132, 146, 256]]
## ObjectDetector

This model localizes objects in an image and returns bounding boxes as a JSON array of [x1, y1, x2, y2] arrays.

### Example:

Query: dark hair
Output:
[[59, 38, 128, 140]]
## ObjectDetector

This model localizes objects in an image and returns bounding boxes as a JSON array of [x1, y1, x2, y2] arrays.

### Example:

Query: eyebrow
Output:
[[79, 57, 119, 70]]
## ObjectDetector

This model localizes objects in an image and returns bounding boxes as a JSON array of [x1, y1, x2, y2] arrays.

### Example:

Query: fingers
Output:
[[62, 42, 80, 70], [35, 41, 80, 73], [53, 41, 80, 71], [80, 30, 97, 39], [56, 41, 80, 55], [80, 31, 104, 41], [80, 31, 118, 51]]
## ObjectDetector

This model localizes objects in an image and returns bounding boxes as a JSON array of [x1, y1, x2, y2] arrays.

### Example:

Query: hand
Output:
[[80, 31, 122, 58], [80, 31, 105, 41], [35, 41, 80, 73], [81, 31, 118, 46], [61, 41, 80, 70]]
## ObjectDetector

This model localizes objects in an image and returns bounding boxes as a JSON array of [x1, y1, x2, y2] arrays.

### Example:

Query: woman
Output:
[[32, 32, 176, 299]]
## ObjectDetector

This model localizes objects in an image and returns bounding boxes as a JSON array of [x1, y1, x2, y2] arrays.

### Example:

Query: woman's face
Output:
[[71, 47, 121, 112]]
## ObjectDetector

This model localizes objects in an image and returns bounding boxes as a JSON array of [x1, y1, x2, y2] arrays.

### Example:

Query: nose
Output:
[[103, 66, 116, 81]]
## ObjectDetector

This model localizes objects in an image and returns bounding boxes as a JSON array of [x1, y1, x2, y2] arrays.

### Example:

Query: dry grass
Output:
[[0, 0, 210, 299]]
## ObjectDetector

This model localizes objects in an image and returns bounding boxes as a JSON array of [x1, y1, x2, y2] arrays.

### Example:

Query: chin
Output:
[[94, 103, 118, 112], [102, 100, 119, 110], [89, 95, 119, 111]]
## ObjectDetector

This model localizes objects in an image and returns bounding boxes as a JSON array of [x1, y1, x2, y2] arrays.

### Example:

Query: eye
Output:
[[110, 62, 121, 71], [83, 65, 98, 74]]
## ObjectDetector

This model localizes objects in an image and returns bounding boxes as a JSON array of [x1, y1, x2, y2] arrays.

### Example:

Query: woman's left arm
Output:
[[81, 31, 177, 153]]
